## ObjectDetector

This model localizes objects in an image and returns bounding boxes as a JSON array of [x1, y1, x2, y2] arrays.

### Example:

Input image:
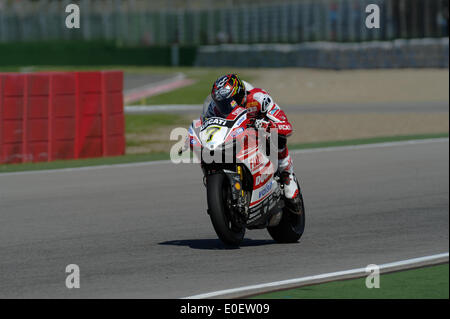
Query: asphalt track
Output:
[[282, 101, 449, 113], [0, 139, 448, 298]]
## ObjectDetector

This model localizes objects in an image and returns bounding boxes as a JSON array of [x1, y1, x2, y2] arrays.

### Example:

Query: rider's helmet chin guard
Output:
[[211, 74, 247, 117]]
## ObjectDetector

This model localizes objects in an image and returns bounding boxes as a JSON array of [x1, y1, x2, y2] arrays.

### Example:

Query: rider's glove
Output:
[[254, 118, 272, 132], [178, 135, 190, 155]]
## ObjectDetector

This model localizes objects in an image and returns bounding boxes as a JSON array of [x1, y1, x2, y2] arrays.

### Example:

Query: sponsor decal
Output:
[[218, 87, 230, 97], [232, 107, 244, 116], [201, 118, 227, 130], [269, 106, 279, 115], [230, 127, 244, 138], [278, 124, 291, 131], [258, 181, 272, 199], [249, 152, 264, 171], [247, 106, 257, 114], [255, 174, 270, 186], [247, 211, 262, 223], [235, 115, 246, 127]]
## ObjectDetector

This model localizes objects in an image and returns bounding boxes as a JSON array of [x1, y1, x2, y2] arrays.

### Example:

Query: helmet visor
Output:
[[214, 97, 238, 117]]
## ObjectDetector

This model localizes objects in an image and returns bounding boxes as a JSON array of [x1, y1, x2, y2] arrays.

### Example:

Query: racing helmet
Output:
[[211, 74, 247, 117]]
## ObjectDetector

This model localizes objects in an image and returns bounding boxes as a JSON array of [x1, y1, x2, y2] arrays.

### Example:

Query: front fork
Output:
[[225, 165, 248, 218], [203, 164, 249, 219]]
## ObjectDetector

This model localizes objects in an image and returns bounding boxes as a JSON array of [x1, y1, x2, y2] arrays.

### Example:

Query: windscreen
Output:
[[201, 94, 237, 120], [201, 95, 214, 119]]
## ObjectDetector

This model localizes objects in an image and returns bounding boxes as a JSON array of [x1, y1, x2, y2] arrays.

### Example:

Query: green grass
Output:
[[0, 152, 171, 174], [0, 133, 447, 174], [250, 263, 449, 299], [125, 113, 189, 134], [132, 69, 255, 105], [124, 113, 193, 148]]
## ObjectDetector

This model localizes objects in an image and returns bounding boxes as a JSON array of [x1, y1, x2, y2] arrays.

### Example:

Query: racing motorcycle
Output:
[[185, 97, 305, 247]]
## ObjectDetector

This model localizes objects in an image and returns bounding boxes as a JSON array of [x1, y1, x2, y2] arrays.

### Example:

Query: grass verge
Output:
[[125, 113, 193, 151], [131, 69, 255, 105], [249, 263, 449, 299], [0, 133, 447, 174], [0, 152, 170, 174], [125, 113, 190, 135]]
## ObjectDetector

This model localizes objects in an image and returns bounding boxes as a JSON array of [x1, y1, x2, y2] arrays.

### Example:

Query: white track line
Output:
[[123, 73, 195, 104], [0, 138, 447, 176], [183, 252, 449, 299]]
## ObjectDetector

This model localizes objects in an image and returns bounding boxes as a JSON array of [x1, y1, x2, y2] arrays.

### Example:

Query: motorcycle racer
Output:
[[205, 74, 302, 212]]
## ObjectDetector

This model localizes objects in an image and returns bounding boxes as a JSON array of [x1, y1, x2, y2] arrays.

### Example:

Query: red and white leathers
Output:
[[241, 81, 299, 200]]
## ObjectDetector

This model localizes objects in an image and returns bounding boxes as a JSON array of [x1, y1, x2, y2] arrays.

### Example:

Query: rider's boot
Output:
[[278, 152, 302, 213]]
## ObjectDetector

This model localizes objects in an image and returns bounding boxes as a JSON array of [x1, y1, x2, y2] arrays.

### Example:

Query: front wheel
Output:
[[267, 182, 305, 243], [206, 173, 245, 247]]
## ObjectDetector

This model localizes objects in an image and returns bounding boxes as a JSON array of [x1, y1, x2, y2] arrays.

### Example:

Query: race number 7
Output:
[[205, 126, 221, 142]]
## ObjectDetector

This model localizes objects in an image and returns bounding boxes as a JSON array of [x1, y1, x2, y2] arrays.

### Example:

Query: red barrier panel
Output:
[[0, 73, 25, 163], [27, 73, 51, 162], [0, 71, 124, 164], [102, 71, 125, 157], [50, 71, 77, 161], [77, 71, 103, 159]]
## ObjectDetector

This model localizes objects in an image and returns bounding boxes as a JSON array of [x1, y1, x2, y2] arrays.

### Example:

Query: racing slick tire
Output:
[[267, 181, 305, 243], [207, 173, 245, 247]]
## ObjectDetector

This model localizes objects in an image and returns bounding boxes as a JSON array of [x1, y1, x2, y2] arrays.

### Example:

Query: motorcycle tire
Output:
[[207, 173, 246, 247], [267, 181, 305, 243]]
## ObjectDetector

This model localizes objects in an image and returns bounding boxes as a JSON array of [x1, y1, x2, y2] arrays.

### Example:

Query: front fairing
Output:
[[195, 103, 248, 150]]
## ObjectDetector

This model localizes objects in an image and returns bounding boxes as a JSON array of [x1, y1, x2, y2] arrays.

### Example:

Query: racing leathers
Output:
[[240, 86, 300, 205], [204, 82, 300, 208]]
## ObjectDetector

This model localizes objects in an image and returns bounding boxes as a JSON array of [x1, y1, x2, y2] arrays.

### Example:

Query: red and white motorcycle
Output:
[[186, 97, 305, 247]]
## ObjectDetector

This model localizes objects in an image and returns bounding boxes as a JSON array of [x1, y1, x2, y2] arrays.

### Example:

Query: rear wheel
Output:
[[207, 173, 245, 247], [267, 182, 305, 243]]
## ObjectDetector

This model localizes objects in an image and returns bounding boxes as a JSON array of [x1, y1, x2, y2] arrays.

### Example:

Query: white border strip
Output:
[[0, 137, 447, 177], [123, 73, 195, 104], [183, 252, 449, 299]]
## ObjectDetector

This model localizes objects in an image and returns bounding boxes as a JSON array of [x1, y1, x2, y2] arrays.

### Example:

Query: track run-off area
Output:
[[0, 138, 448, 298]]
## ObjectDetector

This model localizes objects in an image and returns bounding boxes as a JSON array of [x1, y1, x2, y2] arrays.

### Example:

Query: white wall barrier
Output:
[[195, 38, 449, 69]]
